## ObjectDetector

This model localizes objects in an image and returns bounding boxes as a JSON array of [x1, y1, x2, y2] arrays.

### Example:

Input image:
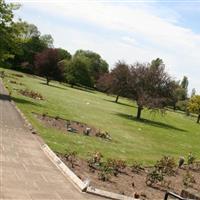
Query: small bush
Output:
[[98, 162, 113, 181], [131, 162, 144, 174], [146, 169, 164, 186], [87, 152, 103, 171], [20, 89, 44, 100], [0, 71, 5, 78], [12, 73, 24, 78], [187, 152, 196, 165], [183, 170, 196, 188], [155, 156, 176, 176], [64, 150, 77, 168], [106, 159, 126, 176]]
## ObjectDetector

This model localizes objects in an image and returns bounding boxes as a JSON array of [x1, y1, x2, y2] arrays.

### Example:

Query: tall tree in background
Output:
[[109, 61, 131, 103], [64, 57, 92, 87], [74, 50, 109, 85], [180, 76, 189, 100], [56, 48, 71, 61], [188, 95, 200, 123], [34, 48, 62, 85], [0, 1, 20, 64], [129, 58, 175, 119], [191, 88, 196, 97]]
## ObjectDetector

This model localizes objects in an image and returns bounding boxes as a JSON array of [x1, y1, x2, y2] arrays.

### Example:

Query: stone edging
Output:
[[1, 79, 136, 200]]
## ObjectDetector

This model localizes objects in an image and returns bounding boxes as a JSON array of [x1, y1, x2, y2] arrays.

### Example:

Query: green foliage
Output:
[[187, 152, 196, 165], [183, 170, 196, 188], [0, 1, 20, 63], [56, 48, 71, 61], [131, 162, 144, 174], [65, 57, 92, 87], [146, 169, 164, 186], [74, 50, 109, 84], [188, 95, 200, 123], [155, 156, 176, 176], [106, 159, 126, 176]]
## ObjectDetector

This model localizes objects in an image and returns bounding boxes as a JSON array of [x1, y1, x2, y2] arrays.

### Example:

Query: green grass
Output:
[[1, 67, 200, 165]]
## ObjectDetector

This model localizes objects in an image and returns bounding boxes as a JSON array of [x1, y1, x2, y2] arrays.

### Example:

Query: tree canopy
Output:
[[188, 95, 200, 123]]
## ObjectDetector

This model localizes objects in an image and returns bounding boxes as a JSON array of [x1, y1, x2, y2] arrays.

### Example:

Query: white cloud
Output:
[[12, 0, 200, 93]]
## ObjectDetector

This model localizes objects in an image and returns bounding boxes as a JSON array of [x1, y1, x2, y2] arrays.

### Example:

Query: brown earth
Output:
[[35, 113, 112, 140], [58, 155, 200, 200]]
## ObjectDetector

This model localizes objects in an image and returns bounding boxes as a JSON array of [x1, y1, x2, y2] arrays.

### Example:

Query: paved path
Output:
[[0, 80, 101, 200]]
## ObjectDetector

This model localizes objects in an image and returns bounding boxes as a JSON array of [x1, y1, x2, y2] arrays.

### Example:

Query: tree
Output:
[[191, 88, 196, 97], [109, 61, 131, 103], [74, 50, 109, 85], [129, 58, 175, 120], [56, 48, 71, 61], [0, 1, 20, 64], [34, 48, 62, 85], [180, 76, 189, 100], [40, 34, 54, 48], [64, 57, 92, 87], [96, 73, 113, 93], [188, 95, 200, 123]]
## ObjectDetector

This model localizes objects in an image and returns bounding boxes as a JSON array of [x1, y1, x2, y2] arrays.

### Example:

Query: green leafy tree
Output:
[[0, 1, 20, 64], [188, 95, 200, 123], [64, 57, 92, 88], [56, 48, 71, 61], [74, 50, 109, 85]]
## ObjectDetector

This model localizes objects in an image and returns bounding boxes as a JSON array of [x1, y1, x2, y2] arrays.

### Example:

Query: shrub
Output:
[[64, 150, 77, 168], [146, 169, 164, 186], [19, 89, 44, 100], [131, 162, 144, 174], [106, 159, 126, 176], [98, 162, 113, 181], [87, 152, 103, 171], [187, 152, 196, 165], [183, 170, 196, 188], [155, 156, 176, 176]]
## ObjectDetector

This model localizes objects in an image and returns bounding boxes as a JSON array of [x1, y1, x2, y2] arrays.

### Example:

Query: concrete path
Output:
[[0, 81, 101, 200]]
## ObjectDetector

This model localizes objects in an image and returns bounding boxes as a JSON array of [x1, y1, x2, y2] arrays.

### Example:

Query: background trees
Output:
[[188, 95, 200, 123], [64, 57, 92, 87], [34, 48, 61, 85], [74, 50, 109, 85], [0, 1, 20, 64]]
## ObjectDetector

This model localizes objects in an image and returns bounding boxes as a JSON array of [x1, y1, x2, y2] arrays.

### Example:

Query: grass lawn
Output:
[[1, 67, 200, 165]]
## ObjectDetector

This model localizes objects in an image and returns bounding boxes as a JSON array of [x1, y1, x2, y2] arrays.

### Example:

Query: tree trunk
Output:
[[136, 106, 143, 120], [197, 114, 200, 123], [173, 104, 176, 111], [46, 77, 50, 85], [115, 95, 119, 103]]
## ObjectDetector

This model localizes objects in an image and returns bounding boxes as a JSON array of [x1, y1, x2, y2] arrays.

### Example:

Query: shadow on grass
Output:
[[40, 82, 67, 90], [0, 93, 11, 101], [115, 112, 187, 132], [73, 86, 95, 94], [0, 93, 41, 107], [103, 98, 136, 108]]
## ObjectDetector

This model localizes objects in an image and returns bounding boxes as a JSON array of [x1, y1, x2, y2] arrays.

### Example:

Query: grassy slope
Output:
[[1, 68, 200, 165]]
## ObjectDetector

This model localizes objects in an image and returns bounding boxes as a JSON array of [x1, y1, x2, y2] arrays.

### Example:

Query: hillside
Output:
[[1, 67, 200, 165]]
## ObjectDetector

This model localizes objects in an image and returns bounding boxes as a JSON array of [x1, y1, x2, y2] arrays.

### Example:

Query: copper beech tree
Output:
[[129, 58, 175, 119]]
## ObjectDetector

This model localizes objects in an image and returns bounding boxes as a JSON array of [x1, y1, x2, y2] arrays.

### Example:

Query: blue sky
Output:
[[8, 0, 200, 94]]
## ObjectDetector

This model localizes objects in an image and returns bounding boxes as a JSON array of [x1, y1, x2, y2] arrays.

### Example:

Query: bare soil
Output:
[[35, 114, 112, 140], [58, 155, 200, 200]]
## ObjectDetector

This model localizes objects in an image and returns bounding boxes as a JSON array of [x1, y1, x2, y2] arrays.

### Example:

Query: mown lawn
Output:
[[1, 67, 200, 165]]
